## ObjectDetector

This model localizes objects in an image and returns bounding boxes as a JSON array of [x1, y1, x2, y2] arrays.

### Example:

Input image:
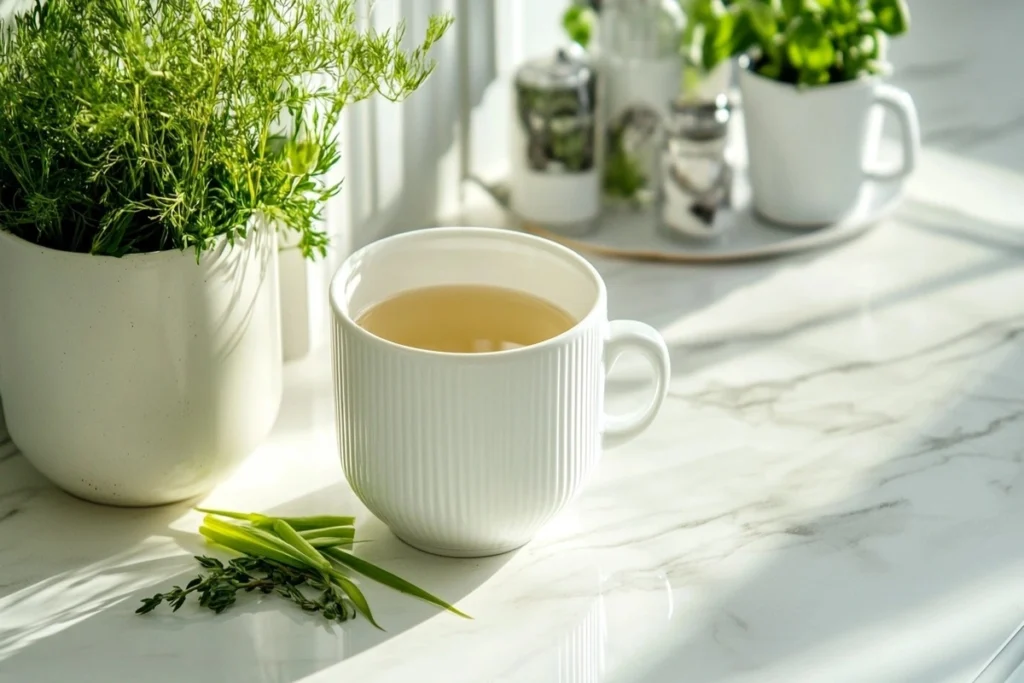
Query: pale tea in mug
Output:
[[356, 284, 576, 353]]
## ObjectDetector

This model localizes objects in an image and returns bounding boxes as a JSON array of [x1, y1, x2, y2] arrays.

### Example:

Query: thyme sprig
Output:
[[137, 555, 359, 622]]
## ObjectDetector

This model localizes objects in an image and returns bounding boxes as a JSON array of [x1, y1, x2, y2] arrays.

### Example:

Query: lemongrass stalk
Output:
[[198, 525, 306, 569], [323, 547, 471, 619], [307, 537, 361, 549], [202, 516, 312, 568], [272, 515, 357, 531], [195, 508, 356, 532], [330, 572, 382, 630], [195, 508, 274, 525], [272, 519, 332, 572], [298, 526, 355, 540]]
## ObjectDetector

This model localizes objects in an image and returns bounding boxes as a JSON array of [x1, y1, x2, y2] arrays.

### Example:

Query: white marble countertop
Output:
[[4, 2, 1024, 681]]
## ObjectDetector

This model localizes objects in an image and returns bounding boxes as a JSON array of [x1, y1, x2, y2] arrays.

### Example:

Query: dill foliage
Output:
[[0, 0, 452, 257]]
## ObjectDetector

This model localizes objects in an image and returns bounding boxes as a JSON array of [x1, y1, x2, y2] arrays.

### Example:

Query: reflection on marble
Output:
[[4, 1, 1024, 681]]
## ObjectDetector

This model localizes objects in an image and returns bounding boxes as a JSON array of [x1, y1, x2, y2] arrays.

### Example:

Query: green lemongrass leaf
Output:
[[272, 519, 332, 571], [202, 516, 313, 569], [194, 508, 274, 525], [232, 525, 319, 567], [268, 515, 357, 531], [307, 537, 365, 549], [198, 524, 306, 569], [298, 526, 355, 540], [196, 508, 356, 532], [324, 547, 471, 619], [329, 572, 383, 630]]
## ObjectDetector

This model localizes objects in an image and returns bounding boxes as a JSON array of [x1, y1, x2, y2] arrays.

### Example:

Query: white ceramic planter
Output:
[[0, 221, 283, 506], [738, 67, 920, 226]]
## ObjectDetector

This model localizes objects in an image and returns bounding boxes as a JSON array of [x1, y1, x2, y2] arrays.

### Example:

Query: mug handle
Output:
[[602, 320, 671, 450], [864, 83, 921, 182]]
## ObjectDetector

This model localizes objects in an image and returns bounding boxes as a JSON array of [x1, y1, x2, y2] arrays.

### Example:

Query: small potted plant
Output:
[[0, 0, 450, 505], [684, 0, 920, 226]]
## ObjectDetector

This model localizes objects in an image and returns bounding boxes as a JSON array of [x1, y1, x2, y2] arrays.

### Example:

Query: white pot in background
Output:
[[738, 67, 920, 226], [0, 221, 283, 506], [277, 228, 329, 362]]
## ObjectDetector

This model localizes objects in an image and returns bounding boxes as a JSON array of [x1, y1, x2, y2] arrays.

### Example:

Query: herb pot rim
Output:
[[0, 216, 269, 264], [737, 58, 885, 95]]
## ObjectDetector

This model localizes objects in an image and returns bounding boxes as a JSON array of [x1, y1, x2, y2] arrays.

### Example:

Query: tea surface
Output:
[[356, 284, 576, 353]]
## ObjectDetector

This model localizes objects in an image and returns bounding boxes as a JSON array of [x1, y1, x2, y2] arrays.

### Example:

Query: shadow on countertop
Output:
[[0, 472, 512, 683]]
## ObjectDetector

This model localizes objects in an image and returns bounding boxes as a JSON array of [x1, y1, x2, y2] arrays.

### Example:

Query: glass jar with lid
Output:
[[657, 95, 733, 241], [509, 48, 602, 235], [597, 0, 684, 205]]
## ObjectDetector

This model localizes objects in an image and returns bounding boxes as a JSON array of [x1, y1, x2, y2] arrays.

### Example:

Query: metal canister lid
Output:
[[514, 47, 594, 92], [665, 94, 731, 141]]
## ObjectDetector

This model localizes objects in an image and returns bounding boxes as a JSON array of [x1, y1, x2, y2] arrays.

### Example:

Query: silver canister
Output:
[[510, 48, 601, 236], [657, 95, 733, 240]]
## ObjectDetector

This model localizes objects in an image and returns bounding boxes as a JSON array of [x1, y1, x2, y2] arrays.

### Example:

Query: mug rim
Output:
[[329, 226, 607, 359]]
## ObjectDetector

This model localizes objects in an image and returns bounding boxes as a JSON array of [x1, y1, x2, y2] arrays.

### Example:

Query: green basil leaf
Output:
[[757, 59, 782, 79], [688, 0, 718, 23], [780, 0, 802, 18], [701, 11, 733, 70], [747, 1, 778, 43], [834, 0, 855, 19], [731, 10, 761, 56], [785, 14, 835, 72], [859, 31, 879, 59], [871, 0, 909, 35], [562, 5, 595, 49]]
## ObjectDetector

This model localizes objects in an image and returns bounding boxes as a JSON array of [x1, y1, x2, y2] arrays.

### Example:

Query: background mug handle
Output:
[[602, 319, 671, 450], [864, 83, 921, 182]]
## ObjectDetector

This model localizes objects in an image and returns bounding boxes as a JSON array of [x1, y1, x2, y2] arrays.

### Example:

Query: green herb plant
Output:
[[138, 510, 470, 628], [683, 0, 910, 86], [0, 0, 452, 257], [602, 127, 647, 200], [562, 2, 597, 50]]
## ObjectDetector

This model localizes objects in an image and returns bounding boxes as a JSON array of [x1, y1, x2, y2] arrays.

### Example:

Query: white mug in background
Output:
[[739, 67, 921, 226], [329, 228, 670, 558]]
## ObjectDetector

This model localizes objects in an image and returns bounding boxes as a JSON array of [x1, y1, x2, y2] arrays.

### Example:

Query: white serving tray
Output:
[[472, 168, 904, 263]]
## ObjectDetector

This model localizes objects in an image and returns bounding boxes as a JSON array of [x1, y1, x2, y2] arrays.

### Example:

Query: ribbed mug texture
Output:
[[333, 306, 604, 557]]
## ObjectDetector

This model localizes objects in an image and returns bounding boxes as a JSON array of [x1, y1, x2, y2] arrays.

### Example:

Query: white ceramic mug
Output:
[[739, 67, 920, 226], [329, 227, 670, 557]]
